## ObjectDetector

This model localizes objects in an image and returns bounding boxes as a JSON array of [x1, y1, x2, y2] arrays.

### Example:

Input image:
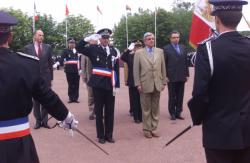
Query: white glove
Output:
[[59, 112, 78, 130], [53, 63, 57, 69], [128, 43, 135, 51], [78, 70, 82, 75]]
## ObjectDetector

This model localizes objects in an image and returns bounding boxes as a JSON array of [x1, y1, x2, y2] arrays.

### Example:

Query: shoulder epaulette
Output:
[[16, 52, 39, 61], [198, 36, 217, 45]]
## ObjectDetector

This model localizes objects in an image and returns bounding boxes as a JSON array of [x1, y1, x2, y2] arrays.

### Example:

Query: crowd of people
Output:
[[1, 0, 250, 162]]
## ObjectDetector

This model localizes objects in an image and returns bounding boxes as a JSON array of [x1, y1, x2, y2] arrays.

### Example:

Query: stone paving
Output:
[[30, 67, 206, 163]]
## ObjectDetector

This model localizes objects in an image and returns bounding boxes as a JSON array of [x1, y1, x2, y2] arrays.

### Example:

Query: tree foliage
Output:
[[113, 2, 194, 51], [0, 8, 94, 54], [57, 15, 95, 50]]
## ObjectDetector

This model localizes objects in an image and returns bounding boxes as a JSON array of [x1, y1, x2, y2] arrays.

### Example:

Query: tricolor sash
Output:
[[64, 60, 78, 65], [0, 117, 30, 140]]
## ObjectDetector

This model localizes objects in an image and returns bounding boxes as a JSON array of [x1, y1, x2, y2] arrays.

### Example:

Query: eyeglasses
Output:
[[146, 38, 155, 41]]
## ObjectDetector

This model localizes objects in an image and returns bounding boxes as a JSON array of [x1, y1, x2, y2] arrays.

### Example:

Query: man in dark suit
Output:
[[77, 28, 120, 144], [163, 31, 189, 120], [188, 0, 250, 162], [24, 30, 54, 129]]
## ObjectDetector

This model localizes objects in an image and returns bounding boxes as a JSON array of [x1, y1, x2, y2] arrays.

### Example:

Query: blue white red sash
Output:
[[92, 67, 117, 87], [64, 60, 78, 65], [0, 117, 30, 140], [92, 67, 112, 77]]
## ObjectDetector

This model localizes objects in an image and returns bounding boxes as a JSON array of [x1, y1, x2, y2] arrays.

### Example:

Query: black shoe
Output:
[[98, 138, 106, 144], [42, 123, 51, 129], [89, 114, 95, 120], [74, 100, 79, 103], [34, 122, 41, 129], [176, 115, 185, 120], [170, 114, 176, 120], [134, 120, 141, 124], [68, 100, 73, 103], [105, 138, 115, 143]]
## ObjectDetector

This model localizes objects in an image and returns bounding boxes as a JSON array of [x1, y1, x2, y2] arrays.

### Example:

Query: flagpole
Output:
[[66, 17, 68, 47], [154, 0, 157, 47], [33, 2, 36, 33], [125, 12, 129, 48]]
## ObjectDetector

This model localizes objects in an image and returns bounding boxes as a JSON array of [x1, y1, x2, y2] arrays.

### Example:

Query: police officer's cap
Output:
[[132, 39, 143, 47], [0, 11, 18, 33], [97, 28, 112, 39], [67, 37, 75, 43], [209, 0, 248, 15]]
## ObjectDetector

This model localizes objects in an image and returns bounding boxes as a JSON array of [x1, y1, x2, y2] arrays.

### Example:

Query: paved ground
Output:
[[30, 67, 206, 163]]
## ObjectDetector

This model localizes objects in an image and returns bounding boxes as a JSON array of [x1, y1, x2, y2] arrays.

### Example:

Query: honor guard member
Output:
[[61, 38, 80, 103], [76, 28, 120, 144], [0, 11, 78, 163], [188, 0, 250, 163], [121, 40, 143, 123]]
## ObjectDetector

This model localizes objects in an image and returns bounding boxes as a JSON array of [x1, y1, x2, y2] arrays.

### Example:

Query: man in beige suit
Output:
[[133, 32, 167, 138]]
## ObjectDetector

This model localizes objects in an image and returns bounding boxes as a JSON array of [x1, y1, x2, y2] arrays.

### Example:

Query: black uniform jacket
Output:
[[121, 49, 135, 87], [60, 48, 79, 73], [0, 48, 68, 121], [163, 44, 189, 82], [76, 40, 120, 90], [188, 32, 250, 149]]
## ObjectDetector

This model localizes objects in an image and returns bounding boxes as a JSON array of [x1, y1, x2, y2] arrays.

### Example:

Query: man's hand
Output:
[[59, 112, 78, 130], [137, 85, 142, 92]]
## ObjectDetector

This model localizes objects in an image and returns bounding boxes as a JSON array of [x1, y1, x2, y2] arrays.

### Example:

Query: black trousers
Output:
[[167, 82, 185, 116], [0, 135, 39, 163], [92, 88, 115, 139], [205, 147, 250, 163], [129, 87, 142, 121], [33, 100, 48, 124], [66, 73, 80, 101]]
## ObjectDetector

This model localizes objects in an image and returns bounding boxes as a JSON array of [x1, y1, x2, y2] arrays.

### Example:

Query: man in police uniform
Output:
[[188, 0, 250, 162], [0, 11, 78, 163], [60, 38, 80, 103], [76, 28, 120, 144]]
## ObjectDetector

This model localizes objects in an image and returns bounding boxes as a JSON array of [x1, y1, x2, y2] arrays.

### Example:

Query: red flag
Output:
[[126, 4, 131, 11], [189, 0, 215, 48], [97, 5, 102, 15], [34, 3, 39, 21], [65, 4, 69, 16]]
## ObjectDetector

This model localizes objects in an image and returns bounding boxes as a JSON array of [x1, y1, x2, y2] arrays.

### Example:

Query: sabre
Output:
[[163, 124, 193, 148], [48, 117, 109, 155]]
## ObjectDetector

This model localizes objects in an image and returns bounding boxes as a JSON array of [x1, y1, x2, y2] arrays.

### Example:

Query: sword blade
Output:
[[163, 124, 193, 148], [75, 128, 109, 155]]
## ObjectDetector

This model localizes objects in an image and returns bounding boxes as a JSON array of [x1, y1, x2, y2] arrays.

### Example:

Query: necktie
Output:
[[148, 48, 153, 57], [38, 43, 42, 58], [175, 44, 180, 55]]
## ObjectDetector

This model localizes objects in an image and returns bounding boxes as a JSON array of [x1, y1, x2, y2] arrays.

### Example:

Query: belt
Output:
[[0, 117, 30, 140]]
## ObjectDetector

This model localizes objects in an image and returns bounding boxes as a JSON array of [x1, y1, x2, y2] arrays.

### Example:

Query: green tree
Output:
[[57, 15, 95, 49], [34, 14, 61, 54], [113, 2, 194, 51]]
